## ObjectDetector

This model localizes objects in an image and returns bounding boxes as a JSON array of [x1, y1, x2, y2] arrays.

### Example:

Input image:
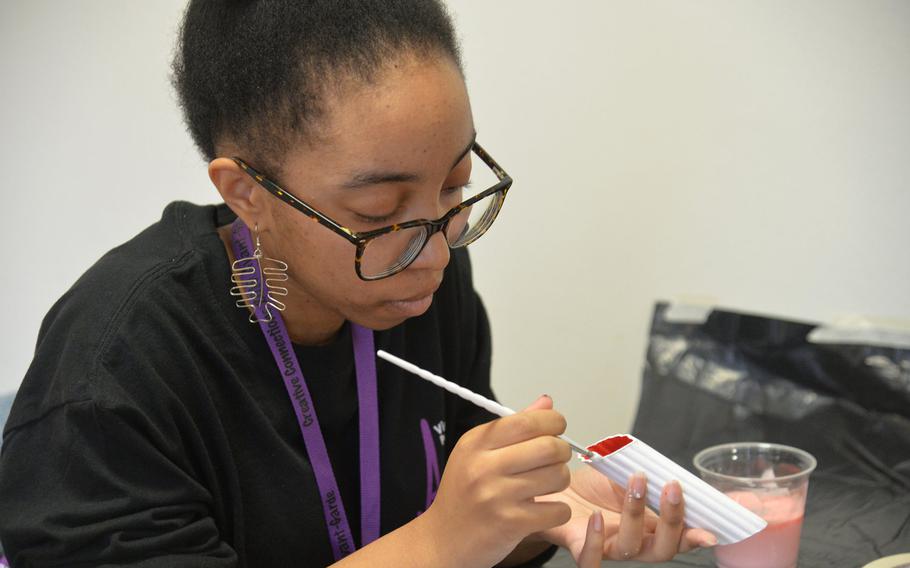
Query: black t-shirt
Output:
[[0, 202, 541, 567]]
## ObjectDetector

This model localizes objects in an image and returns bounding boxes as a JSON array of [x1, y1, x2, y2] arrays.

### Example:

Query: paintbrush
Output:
[[377, 349, 594, 459]]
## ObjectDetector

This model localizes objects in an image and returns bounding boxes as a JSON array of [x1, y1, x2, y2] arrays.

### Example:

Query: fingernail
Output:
[[593, 509, 603, 532], [667, 480, 682, 505], [700, 535, 718, 548], [628, 472, 646, 501], [541, 394, 551, 399]]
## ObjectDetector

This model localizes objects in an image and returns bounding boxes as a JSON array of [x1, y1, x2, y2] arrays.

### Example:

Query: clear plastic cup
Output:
[[694, 442, 817, 568]]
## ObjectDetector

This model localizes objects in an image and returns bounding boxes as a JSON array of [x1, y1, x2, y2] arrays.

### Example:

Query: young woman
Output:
[[0, 1, 716, 566]]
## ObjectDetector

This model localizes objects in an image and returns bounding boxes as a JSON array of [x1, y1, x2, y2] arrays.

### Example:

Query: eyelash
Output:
[[356, 183, 472, 225], [357, 212, 396, 225], [444, 181, 471, 195]]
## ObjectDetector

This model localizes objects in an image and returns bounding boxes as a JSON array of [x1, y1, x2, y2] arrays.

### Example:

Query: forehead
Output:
[[283, 55, 475, 184]]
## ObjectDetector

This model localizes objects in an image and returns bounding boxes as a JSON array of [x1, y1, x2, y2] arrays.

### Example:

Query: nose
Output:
[[409, 230, 450, 272]]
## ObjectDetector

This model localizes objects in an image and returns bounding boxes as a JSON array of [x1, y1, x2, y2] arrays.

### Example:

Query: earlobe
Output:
[[209, 157, 260, 224]]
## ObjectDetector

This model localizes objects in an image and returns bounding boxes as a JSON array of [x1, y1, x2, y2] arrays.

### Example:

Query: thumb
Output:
[[576, 510, 605, 567], [522, 394, 553, 412]]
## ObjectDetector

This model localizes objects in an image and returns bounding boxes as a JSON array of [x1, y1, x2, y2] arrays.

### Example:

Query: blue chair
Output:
[[0, 392, 13, 450], [0, 391, 14, 561]]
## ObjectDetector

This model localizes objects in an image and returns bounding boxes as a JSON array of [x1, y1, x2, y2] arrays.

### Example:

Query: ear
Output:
[[208, 157, 264, 228]]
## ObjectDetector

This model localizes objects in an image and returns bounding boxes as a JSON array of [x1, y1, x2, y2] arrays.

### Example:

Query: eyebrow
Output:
[[341, 131, 477, 190]]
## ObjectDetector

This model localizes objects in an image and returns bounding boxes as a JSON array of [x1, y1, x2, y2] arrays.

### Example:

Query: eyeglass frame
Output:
[[232, 141, 513, 281]]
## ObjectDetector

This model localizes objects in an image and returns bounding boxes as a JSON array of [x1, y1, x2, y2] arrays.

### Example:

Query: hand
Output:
[[540, 459, 718, 566], [422, 395, 573, 568]]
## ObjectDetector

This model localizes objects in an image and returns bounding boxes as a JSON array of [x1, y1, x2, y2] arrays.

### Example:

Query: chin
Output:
[[354, 294, 435, 330]]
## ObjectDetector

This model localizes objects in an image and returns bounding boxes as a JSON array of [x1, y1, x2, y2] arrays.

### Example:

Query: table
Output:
[[543, 466, 910, 567]]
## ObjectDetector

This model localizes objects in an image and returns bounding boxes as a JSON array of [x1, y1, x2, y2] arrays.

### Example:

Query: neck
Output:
[[281, 295, 347, 346], [219, 224, 345, 346]]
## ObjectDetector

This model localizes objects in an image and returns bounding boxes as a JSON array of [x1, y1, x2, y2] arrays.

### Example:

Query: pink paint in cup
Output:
[[694, 443, 817, 568]]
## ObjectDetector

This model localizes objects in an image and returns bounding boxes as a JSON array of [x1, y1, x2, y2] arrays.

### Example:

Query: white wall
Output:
[[3, 1, 909, 446]]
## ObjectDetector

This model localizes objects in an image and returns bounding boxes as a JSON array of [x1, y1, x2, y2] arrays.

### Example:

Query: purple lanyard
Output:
[[230, 219, 380, 561]]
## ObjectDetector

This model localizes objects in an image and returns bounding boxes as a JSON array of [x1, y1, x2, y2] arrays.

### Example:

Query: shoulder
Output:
[[7, 202, 232, 432]]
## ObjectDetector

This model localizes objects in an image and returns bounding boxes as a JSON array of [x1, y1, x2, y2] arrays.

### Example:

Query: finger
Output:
[[679, 528, 718, 553], [521, 394, 553, 412], [609, 472, 648, 560], [608, 476, 658, 530], [519, 499, 573, 534], [507, 462, 572, 501], [576, 510, 605, 568], [650, 480, 686, 560], [496, 435, 573, 475], [485, 409, 567, 449]]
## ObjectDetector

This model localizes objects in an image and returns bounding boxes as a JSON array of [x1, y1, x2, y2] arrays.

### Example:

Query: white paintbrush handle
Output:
[[377, 350, 513, 416], [376, 350, 593, 458]]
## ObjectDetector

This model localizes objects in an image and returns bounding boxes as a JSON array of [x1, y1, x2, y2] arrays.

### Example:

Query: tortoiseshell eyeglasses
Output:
[[233, 142, 512, 281]]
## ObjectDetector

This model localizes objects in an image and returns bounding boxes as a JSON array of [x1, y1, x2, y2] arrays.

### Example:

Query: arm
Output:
[[0, 400, 237, 567]]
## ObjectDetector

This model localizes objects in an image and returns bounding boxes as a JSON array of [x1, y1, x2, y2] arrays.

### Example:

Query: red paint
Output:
[[587, 435, 633, 458]]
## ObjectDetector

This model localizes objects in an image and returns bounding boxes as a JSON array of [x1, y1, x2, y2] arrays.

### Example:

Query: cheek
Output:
[[273, 214, 381, 302], [268, 207, 419, 325], [287, 226, 354, 281]]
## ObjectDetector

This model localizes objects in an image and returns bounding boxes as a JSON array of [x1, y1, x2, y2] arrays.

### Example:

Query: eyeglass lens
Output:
[[359, 159, 504, 279]]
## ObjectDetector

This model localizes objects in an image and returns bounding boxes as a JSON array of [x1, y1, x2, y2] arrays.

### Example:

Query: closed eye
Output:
[[356, 211, 397, 225], [354, 182, 472, 225], [444, 181, 471, 197]]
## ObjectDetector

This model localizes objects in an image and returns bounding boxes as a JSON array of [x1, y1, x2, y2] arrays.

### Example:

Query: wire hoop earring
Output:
[[230, 223, 289, 323]]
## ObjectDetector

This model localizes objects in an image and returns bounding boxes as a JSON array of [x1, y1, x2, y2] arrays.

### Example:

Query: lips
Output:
[[398, 289, 438, 303], [385, 286, 439, 317]]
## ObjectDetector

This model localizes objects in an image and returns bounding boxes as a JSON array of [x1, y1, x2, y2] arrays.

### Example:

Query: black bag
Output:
[[630, 302, 910, 566]]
